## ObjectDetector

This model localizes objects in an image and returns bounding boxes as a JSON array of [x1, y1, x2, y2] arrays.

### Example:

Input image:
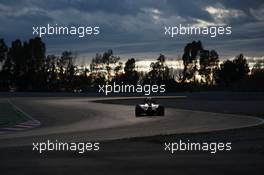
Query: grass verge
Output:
[[0, 103, 29, 126]]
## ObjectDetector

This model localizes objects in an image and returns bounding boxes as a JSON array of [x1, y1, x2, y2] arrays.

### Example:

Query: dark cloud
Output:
[[220, 0, 264, 12], [0, 0, 263, 61]]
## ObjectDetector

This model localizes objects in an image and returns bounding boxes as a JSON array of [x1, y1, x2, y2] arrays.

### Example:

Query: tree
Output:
[[57, 51, 77, 90], [0, 39, 11, 89], [199, 49, 219, 84], [26, 37, 46, 89], [90, 50, 120, 83], [248, 60, 264, 90], [233, 54, 250, 80], [90, 53, 103, 73], [114, 62, 123, 76], [252, 59, 264, 71], [6, 39, 24, 88], [214, 54, 249, 87], [102, 49, 120, 81], [0, 39, 8, 62], [182, 41, 203, 82], [114, 58, 140, 85], [124, 58, 136, 73], [0, 59, 13, 90], [144, 54, 172, 85], [45, 55, 58, 90], [28, 37, 46, 72]]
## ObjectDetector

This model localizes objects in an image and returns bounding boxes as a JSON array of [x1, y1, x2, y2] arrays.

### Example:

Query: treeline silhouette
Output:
[[0, 37, 263, 92]]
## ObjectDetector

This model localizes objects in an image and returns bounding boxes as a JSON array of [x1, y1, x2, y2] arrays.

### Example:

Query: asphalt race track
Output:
[[0, 95, 264, 175], [0, 96, 263, 146]]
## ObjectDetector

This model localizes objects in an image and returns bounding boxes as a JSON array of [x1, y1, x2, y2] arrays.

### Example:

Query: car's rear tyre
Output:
[[157, 106, 164, 116], [135, 106, 142, 117]]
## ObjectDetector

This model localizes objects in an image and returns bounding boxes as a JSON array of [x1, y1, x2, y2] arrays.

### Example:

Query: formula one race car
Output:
[[135, 97, 164, 117]]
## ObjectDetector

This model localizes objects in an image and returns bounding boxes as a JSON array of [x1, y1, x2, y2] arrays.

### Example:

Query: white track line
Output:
[[14, 124, 35, 128], [2, 127, 25, 131]]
